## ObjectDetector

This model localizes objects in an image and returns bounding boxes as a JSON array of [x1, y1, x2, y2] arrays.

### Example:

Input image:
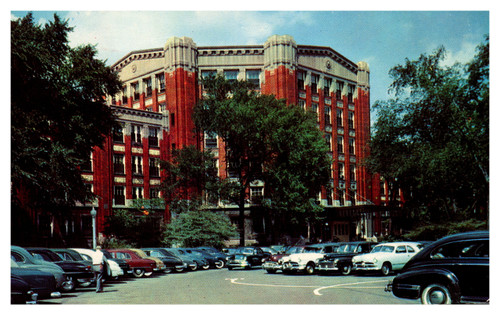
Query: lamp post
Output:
[[90, 207, 97, 250]]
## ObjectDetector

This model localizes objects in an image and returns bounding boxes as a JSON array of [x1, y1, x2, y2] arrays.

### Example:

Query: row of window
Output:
[[325, 135, 356, 154], [113, 155, 160, 177], [298, 72, 356, 102], [113, 186, 161, 205], [300, 101, 355, 128], [113, 125, 160, 147]]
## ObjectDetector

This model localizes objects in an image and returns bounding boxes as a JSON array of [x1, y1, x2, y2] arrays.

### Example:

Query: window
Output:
[[132, 187, 144, 200], [297, 71, 305, 90], [132, 156, 143, 175], [114, 186, 125, 205], [298, 99, 306, 111], [170, 113, 175, 127], [122, 86, 128, 104], [324, 78, 332, 98], [338, 189, 345, 206], [337, 109, 343, 126], [149, 158, 160, 177], [324, 106, 331, 125], [348, 84, 355, 103], [336, 81, 344, 100], [224, 70, 238, 82], [132, 82, 139, 101], [337, 136, 344, 154], [250, 187, 264, 204], [325, 134, 332, 151], [338, 163, 344, 180], [81, 152, 92, 172], [150, 187, 160, 199], [430, 240, 489, 259], [156, 73, 165, 93], [349, 138, 355, 155], [131, 125, 142, 144], [113, 154, 124, 174], [113, 124, 124, 143], [350, 165, 356, 182], [348, 112, 355, 129], [311, 74, 319, 94], [311, 103, 319, 120], [396, 246, 407, 254], [380, 181, 386, 195], [205, 132, 217, 149], [202, 70, 217, 80], [246, 70, 260, 88], [144, 77, 152, 97], [149, 127, 159, 147]]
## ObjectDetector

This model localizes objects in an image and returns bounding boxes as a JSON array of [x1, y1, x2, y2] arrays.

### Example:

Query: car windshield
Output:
[[236, 248, 254, 255], [303, 247, 322, 253], [285, 247, 303, 254], [338, 244, 358, 253], [371, 245, 394, 253]]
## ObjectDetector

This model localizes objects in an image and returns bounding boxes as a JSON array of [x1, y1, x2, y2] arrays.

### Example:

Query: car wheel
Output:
[[133, 268, 145, 278], [144, 271, 153, 277], [189, 264, 197, 271], [381, 263, 391, 276], [341, 264, 352, 275], [228, 266, 233, 270], [202, 264, 210, 270], [305, 262, 315, 275], [214, 260, 225, 269], [61, 277, 75, 292], [421, 283, 453, 304]]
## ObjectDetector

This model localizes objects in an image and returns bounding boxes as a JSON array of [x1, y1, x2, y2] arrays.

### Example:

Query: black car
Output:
[[183, 248, 224, 269], [226, 247, 268, 270], [26, 248, 94, 291], [11, 264, 58, 302], [11, 274, 37, 304], [386, 231, 489, 304], [197, 246, 228, 268], [317, 242, 377, 275], [142, 248, 187, 272]]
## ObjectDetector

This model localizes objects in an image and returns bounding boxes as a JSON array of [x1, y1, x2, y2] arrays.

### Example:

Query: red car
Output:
[[107, 249, 156, 278], [263, 246, 305, 273]]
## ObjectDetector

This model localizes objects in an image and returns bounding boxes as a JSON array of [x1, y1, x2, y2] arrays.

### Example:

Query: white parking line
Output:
[[225, 278, 388, 296]]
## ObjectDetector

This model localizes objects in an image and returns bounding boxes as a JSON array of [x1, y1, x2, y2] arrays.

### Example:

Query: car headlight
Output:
[[334, 258, 339, 264], [372, 258, 378, 263]]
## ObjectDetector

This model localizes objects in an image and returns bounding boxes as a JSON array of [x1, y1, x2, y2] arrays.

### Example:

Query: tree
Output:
[[367, 36, 489, 227], [193, 75, 331, 245], [11, 13, 122, 243]]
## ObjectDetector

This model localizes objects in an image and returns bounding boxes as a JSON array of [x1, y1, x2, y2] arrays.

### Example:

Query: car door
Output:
[[392, 245, 408, 269]]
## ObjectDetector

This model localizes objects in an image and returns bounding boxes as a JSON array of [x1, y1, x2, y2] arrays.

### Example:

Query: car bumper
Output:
[[317, 261, 339, 272], [282, 261, 306, 271], [227, 260, 251, 269], [353, 262, 379, 271], [263, 261, 282, 271], [386, 280, 421, 299]]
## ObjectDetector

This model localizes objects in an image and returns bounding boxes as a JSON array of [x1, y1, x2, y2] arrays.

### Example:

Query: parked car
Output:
[[107, 249, 156, 278], [26, 247, 94, 290], [263, 246, 305, 274], [100, 249, 131, 277], [11, 259, 60, 302], [281, 243, 340, 275], [129, 249, 167, 273], [142, 248, 187, 272], [259, 247, 278, 256], [352, 242, 424, 276], [11, 273, 37, 304], [166, 248, 209, 270], [197, 246, 228, 268], [226, 247, 268, 270], [317, 242, 377, 275], [52, 248, 93, 286], [11, 245, 70, 293], [71, 248, 125, 280], [184, 248, 224, 269], [386, 231, 489, 304], [162, 248, 198, 271]]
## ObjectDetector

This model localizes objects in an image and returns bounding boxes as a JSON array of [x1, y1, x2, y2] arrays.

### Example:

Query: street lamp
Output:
[[90, 207, 97, 250]]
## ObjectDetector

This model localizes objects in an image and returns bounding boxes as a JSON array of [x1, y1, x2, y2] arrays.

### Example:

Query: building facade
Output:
[[75, 35, 399, 245]]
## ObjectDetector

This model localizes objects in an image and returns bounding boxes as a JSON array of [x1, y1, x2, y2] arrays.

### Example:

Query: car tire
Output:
[[144, 271, 153, 277], [189, 264, 197, 271], [305, 262, 315, 275], [381, 263, 391, 276], [214, 260, 225, 269], [61, 277, 75, 292], [228, 266, 233, 270], [341, 264, 352, 275], [133, 268, 145, 278], [202, 264, 210, 270], [421, 283, 453, 304]]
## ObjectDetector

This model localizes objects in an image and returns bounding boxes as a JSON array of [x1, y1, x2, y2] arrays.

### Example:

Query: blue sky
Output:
[[10, 9, 490, 118]]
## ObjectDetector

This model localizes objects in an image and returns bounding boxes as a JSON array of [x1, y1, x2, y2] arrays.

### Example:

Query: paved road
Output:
[[47, 268, 419, 304]]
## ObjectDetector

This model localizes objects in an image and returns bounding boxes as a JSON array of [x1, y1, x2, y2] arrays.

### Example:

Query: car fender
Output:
[[394, 267, 461, 301]]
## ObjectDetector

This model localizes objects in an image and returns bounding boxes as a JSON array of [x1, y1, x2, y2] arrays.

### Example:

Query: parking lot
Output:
[[47, 268, 417, 304]]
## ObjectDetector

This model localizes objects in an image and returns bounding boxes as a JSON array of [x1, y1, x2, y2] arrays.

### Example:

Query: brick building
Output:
[[72, 35, 399, 246]]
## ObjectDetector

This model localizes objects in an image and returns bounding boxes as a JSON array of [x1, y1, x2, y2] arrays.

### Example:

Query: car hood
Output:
[[288, 253, 325, 262], [352, 252, 391, 262]]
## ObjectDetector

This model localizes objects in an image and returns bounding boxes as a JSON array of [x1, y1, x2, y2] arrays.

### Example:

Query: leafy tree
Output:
[[193, 75, 331, 245], [367, 36, 489, 227], [11, 13, 121, 244]]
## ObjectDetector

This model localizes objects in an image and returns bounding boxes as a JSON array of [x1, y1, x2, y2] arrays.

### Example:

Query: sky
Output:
[[10, 5, 490, 116]]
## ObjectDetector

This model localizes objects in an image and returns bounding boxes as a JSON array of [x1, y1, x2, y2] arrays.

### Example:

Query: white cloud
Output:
[[440, 37, 478, 67]]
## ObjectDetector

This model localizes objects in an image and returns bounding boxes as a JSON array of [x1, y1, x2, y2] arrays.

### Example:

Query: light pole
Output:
[[90, 207, 97, 250]]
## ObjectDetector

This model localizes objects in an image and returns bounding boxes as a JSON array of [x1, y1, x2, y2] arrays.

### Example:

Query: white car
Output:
[[71, 248, 124, 279], [352, 242, 424, 275], [281, 243, 340, 274]]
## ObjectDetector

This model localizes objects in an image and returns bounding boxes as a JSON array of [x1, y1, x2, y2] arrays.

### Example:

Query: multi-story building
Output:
[[75, 35, 394, 245]]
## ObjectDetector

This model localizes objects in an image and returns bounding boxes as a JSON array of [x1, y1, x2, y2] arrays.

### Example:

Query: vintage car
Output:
[[52, 248, 94, 286], [11, 273, 37, 304], [317, 242, 377, 275], [197, 246, 228, 268], [352, 242, 424, 275], [386, 231, 489, 304], [184, 248, 224, 269], [71, 248, 125, 279], [11, 245, 70, 293], [11, 260, 59, 302], [281, 243, 340, 274], [107, 249, 156, 278], [129, 248, 167, 273], [162, 248, 199, 271], [226, 247, 268, 270], [142, 248, 187, 272], [263, 246, 305, 274], [166, 248, 210, 270], [26, 247, 94, 290]]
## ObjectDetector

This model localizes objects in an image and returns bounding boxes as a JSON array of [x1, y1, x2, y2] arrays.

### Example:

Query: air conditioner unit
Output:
[[339, 182, 345, 189]]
